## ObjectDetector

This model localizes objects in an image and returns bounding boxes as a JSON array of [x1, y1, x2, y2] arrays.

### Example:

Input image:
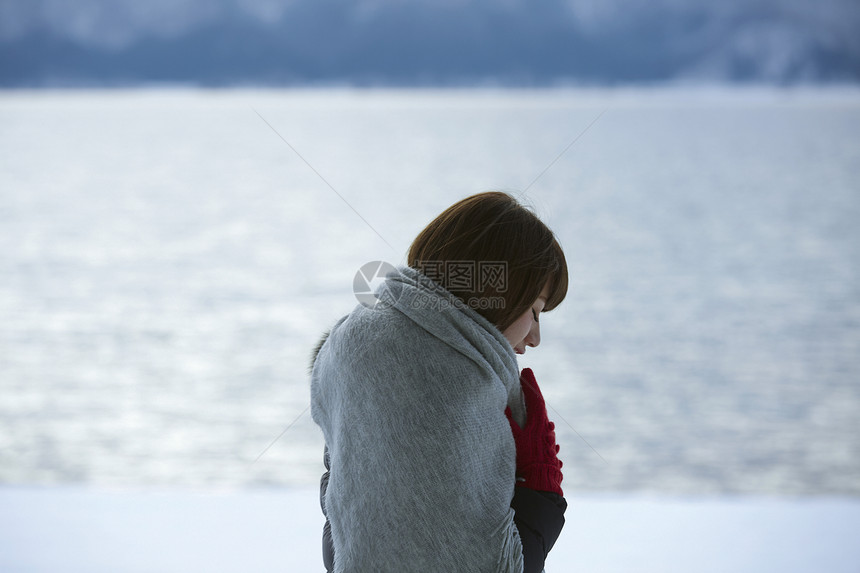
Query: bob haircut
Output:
[[408, 191, 568, 332]]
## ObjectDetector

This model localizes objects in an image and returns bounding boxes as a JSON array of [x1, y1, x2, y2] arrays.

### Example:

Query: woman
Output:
[[310, 191, 568, 572]]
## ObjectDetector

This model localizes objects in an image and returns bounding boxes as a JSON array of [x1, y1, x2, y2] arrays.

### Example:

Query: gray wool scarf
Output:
[[311, 265, 527, 572]]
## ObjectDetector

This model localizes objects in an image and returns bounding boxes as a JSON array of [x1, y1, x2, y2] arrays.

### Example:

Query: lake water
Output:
[[1, 87, 858, 495]]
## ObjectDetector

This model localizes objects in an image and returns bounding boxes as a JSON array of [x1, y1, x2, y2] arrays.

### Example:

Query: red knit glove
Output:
[[505, 368, 564, 497]]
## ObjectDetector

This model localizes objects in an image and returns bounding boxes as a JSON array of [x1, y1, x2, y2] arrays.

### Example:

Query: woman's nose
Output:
[[525, 323, 541, 348]]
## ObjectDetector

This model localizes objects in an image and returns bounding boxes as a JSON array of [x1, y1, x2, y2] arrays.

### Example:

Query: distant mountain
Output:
[[1, 0, 858, 86]]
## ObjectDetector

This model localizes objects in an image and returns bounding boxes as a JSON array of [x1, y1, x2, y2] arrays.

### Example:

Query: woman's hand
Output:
[[505, 368, 564, 497]]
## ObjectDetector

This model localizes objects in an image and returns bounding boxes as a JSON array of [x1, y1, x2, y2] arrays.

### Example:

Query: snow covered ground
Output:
[[1, 487, 858, 573]]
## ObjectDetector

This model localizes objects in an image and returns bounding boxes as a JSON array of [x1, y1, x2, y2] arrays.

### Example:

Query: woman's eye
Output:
[[532, 309, 540, 323]]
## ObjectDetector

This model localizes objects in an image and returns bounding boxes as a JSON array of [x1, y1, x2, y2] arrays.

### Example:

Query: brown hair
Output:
[[407, 191, 568, 331]]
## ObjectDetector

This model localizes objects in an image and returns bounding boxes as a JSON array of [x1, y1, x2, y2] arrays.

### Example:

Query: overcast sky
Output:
[[2, 0, 858, 85]]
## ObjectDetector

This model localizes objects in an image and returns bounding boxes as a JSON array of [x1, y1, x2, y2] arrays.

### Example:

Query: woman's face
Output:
[[502, 282, 551, 355]]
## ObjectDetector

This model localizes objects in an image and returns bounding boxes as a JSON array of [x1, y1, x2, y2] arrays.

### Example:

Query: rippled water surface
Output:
[[1, 87, 858, 494]]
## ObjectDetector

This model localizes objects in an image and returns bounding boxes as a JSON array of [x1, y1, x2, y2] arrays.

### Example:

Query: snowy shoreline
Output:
[[2, 487, 858, 572]]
